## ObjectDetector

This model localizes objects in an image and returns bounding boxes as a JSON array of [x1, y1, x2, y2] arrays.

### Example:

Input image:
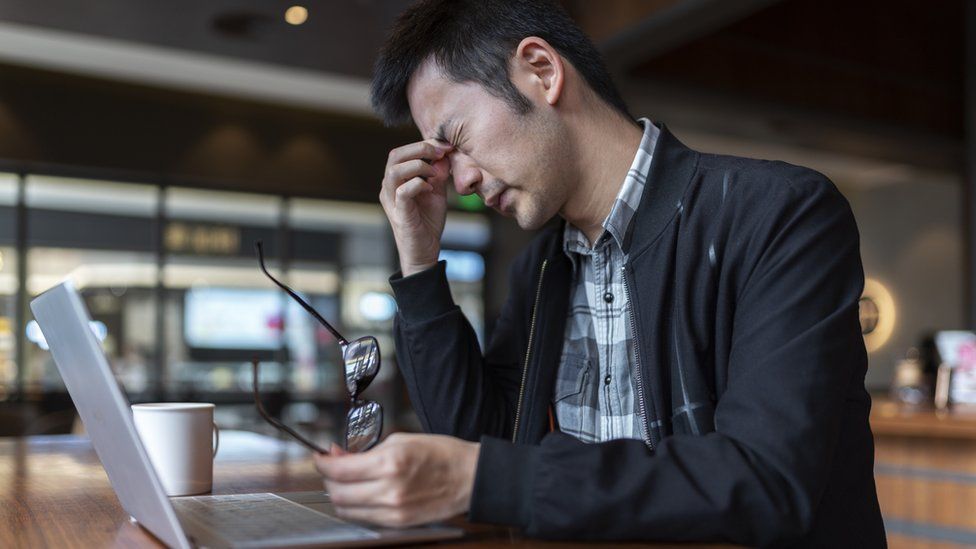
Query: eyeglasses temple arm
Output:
[[252, 360, 329, 455], [255, 241, 348, 346]]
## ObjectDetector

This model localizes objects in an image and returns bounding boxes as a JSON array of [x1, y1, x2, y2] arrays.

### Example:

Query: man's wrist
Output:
[[389, 260, 457, 323], [456, 441, 480, 514], [400, 260, 438, 277]]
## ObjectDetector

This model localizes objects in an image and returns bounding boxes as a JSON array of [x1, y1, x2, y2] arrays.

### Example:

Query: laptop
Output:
[[31, 281, 463, 548]]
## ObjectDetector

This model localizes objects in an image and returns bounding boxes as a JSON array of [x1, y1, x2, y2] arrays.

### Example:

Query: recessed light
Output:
[[212, 11, 274, 38], [284, 5, 308, 25]]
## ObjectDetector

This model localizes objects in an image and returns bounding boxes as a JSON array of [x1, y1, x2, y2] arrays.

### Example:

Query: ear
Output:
[[512, 36, 564, 106]]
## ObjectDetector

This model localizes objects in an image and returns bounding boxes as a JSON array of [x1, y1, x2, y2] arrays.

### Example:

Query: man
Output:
[[315, 0, 886, 546]]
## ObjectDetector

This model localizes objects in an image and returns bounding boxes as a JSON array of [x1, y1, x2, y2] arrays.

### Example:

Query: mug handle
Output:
[[212, 421, 220, 458]]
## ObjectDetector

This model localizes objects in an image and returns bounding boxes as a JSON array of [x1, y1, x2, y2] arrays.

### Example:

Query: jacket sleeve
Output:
[[469, 175, 868, 547], [390, 258, 526, 441]]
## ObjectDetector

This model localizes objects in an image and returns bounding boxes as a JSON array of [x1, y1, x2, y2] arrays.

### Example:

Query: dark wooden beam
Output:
[[0, 64, 415, 203], [619, 79, 964, 173], [564, 0, 681, 43], [966, 0, 976, 327], [623, 0, 964, 142], [598, 0, 783, 73]]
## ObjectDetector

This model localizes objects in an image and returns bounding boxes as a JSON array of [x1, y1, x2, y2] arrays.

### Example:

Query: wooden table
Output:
[[0, 431, 727, 548]]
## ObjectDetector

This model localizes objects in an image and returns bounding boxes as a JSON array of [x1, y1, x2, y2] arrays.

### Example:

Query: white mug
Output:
[[132, 403, 220, 496]]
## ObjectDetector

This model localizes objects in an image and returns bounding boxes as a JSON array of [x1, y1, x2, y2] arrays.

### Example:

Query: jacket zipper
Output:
[[621, 265, 653, 449], [512, 259, 548, 443]]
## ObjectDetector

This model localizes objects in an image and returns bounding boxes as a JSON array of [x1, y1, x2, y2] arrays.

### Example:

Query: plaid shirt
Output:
[[554, 119, 659, 443]]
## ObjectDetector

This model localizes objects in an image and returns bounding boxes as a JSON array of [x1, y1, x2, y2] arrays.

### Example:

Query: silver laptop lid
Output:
[[31, 281, 190, 549]]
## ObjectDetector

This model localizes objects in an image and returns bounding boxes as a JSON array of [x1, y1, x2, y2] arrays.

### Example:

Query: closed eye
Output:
[[434, 120, 456, 147], [434, 129, 450, 146]]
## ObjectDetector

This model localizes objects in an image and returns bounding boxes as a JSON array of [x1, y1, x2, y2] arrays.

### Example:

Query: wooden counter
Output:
[[872, 400, 976, 439], [871, 400, 976, 547]]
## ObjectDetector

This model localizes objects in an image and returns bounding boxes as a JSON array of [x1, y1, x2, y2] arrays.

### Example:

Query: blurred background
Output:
[[0, 0, 971, 545]]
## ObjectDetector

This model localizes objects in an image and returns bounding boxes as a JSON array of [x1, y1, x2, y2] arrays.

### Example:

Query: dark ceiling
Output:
[[0, 0, 964, 141], [0, 0, 969, 201], [0, 0, 413, 78], [630, 0, 965, 140], [0, 0, 965, 134]]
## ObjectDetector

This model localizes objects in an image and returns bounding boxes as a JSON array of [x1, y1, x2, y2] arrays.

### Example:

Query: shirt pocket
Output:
[[553, 354, 592, 437]]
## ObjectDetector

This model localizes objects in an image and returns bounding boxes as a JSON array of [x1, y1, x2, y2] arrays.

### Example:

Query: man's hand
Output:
[[378, 140, 454, 277], [315, 433, 479, 528]]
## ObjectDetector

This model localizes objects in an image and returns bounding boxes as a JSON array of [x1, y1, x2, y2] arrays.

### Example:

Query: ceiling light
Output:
[[284, 6, 308, 25]]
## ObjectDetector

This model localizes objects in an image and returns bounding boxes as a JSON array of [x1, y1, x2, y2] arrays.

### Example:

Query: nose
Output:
[[449, 152, 482, 196]]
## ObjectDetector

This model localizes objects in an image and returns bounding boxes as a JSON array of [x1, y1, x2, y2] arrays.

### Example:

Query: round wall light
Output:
[[861, 278, 896, 354], [284, 6, 308, 25]]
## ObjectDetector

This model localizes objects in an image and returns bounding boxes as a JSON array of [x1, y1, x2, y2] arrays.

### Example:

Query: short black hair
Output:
[[370, 0, 632, 127]]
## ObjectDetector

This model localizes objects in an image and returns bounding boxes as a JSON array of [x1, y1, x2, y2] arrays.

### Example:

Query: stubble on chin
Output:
[[513, 195, 556, 231]]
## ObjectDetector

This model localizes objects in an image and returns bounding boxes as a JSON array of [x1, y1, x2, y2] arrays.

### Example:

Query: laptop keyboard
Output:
[[172, 493, 380, 548]]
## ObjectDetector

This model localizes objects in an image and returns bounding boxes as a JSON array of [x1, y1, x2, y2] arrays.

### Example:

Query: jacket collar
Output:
[[562, 119, 659, 257], [622, 124, 699, 258], [541, 124, 699, 262]]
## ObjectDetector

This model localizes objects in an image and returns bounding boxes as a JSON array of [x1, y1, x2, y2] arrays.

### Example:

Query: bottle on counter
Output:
[[890, 347, 928, 407]]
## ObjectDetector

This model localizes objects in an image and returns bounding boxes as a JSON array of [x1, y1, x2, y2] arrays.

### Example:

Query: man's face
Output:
[[406, 60, 571, 230]]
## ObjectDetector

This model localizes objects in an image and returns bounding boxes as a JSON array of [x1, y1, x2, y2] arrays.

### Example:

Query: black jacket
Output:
[[389, 127, 886, 547]]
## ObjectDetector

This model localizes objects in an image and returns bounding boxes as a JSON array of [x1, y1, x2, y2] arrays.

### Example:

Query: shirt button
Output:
[[603, 292, 614, 303], [604, 375, 611, 386]]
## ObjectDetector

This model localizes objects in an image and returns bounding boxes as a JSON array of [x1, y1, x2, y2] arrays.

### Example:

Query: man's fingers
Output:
[[333, 505, 418, 529], [394, 177, 433, 205], [384, 159, 435, 189], [315, 452, 386, 482], [387, 140, 452, 167], [325, 478, 403, 508]]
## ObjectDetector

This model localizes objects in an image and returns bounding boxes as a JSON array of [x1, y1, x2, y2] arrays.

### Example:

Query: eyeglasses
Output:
[[252, 241, 383, 454]]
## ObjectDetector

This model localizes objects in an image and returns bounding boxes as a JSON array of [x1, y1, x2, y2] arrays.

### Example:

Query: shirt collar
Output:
[[563, 118, 660, 261]]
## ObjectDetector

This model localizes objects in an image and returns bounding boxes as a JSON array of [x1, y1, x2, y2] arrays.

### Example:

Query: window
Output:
[[24, 176, 159, 395], [163, 187, 283, 396], [26, 248, 157, 393]]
